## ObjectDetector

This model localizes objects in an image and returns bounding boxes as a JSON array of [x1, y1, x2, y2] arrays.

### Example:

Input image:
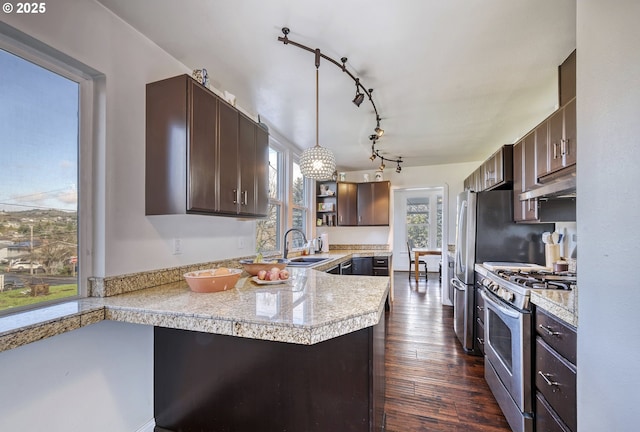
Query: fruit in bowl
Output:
[[183, 267, 242, 293], [239, 258, 289, 276]]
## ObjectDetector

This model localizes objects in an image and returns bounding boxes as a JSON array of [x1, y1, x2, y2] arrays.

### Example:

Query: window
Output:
[[406, 192, 443, 249], [256, 147, 282, 253], [255, 146, 311, 254], [0, 33, 94, 314], [290, 161, 308, 249]]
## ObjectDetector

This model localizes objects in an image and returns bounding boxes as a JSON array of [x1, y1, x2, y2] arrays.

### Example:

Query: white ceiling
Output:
[[97, 0, 576, 171]]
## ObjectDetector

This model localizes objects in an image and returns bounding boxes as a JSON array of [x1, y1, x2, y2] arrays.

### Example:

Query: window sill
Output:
[[0, 299, 106, 353]]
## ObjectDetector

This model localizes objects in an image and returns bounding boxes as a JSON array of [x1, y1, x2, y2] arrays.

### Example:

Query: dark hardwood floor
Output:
[[384, 271, 511, 432]]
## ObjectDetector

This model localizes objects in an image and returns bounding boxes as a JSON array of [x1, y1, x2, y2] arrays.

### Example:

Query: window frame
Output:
[[0, 26, 98, 313], [257, 135, 313, 255]]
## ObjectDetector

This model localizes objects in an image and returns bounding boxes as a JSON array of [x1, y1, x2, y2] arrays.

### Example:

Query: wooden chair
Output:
[[407, 241, 427, 280]]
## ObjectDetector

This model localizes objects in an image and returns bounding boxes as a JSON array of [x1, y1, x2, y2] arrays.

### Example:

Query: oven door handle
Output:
[[481, 290, 521, 319]]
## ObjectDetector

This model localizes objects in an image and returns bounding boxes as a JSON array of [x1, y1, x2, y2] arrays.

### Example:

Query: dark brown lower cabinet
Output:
[[154, 319, 386, 432], [534, 307, 577, 432]]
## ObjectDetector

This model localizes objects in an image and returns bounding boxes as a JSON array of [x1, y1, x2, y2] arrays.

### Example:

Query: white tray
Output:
[[482, 262, 548, 272]]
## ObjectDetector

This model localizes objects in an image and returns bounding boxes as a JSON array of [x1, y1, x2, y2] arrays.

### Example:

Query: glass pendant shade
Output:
[[300, 145, 336, 180], [299, 57, 336, 180]]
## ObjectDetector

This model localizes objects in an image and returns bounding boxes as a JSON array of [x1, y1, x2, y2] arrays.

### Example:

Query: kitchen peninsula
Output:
[[0, 254, 389, 431]]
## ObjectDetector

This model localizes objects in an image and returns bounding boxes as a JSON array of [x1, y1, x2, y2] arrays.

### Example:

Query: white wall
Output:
[[577, 2, 640, 430], [0, 321, 153, 432]]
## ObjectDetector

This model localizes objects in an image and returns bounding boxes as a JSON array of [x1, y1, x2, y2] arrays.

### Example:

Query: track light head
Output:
[[353, 92, 365, 107], [379, 162, 385, 171], [396, 164, 402, 173], [370, 153, 377, 161], [375, 126, 384, 137]]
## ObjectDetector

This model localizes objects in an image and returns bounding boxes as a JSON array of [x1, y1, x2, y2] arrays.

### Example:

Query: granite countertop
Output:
[[530, 288, 578, 327], [0, 251, 391, 353]]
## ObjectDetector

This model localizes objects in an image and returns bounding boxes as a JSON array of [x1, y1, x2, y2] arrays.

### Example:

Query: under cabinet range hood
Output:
[[519, 174, 576, 200]]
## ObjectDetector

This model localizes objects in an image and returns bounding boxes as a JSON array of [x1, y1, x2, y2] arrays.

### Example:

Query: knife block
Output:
[[545, 244, 561, 268]]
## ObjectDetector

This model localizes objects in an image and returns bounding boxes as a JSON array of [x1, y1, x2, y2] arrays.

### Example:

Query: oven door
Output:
[[482, 290, 533, 429]]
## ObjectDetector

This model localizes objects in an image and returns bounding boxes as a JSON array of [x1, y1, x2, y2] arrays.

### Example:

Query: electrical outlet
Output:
[[173, 238, 182, 255], [238, 237, 245, 249]]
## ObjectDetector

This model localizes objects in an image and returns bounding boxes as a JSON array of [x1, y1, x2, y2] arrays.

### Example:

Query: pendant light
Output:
[[299, 49, 336, 180]]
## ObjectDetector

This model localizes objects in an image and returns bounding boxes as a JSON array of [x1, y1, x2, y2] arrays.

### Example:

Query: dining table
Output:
[[412, 248, 442, 282]]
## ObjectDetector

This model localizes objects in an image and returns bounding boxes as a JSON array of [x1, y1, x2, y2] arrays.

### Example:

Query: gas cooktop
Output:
[[480, 268, 576, 310], [493, 269, 576, 291]]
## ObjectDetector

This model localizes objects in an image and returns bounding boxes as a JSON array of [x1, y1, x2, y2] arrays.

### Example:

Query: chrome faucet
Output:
[[283, 228, 307, 259]]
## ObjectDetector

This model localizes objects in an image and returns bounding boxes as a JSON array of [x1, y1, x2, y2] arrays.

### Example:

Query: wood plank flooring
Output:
[[384, 272, 511, 432]]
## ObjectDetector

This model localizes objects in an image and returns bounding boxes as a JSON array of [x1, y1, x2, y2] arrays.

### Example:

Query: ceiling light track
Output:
[[278, 27, 403, 173], [370, 135, 403, 173]]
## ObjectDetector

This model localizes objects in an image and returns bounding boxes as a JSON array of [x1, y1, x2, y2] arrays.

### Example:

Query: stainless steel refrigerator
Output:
[[451, 189, 553, 353]]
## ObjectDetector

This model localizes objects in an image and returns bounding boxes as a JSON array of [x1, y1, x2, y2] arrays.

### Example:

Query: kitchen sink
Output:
[[286, 257, 333, 267]]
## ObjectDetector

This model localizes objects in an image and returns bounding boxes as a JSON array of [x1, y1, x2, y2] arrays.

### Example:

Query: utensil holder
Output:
[[545, 244, 561, 268]]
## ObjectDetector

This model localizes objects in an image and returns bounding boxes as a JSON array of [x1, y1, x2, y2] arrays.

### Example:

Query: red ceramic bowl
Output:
[[183, 268, 242, 293], [239, 258, 289, 276]]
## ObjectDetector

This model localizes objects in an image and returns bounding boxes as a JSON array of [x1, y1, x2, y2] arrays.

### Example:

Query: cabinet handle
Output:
[[476, 305, 484, 312], [242, 190, 248, 206], [477, 337, 484, 345], [562, 138, 570, 156], [232, 189, 238, 204], [553, 142, 559, 159], [538, 371, 560, 390], [538, 324, 560, 336]]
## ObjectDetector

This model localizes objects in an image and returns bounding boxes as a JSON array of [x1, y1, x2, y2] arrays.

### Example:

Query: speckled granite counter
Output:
[[530, 288, 578, 327], [0, 251, 391, 352]]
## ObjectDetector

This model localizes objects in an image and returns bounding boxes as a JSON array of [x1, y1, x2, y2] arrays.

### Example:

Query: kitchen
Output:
[[0, 1, 639, 432]]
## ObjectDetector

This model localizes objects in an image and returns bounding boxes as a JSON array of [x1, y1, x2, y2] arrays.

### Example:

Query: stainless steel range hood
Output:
[[519, 175, 576, 200]]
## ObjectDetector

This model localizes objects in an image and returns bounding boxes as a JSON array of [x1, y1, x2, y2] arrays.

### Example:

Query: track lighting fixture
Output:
[[369, 135, 404, 172], [352, 79, 365, 107], [278, 27, 404, 173]]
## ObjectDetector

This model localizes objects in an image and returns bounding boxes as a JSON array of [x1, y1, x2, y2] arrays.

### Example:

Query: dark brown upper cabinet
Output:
[[356, 181, 390, 226], [336, 182, 358, 226], [536, 98, 577, 179], [559, 50, 576, 107], [514, 134, 542, 222], [463, 145, 513, 192], [145, 74, 268, 217]]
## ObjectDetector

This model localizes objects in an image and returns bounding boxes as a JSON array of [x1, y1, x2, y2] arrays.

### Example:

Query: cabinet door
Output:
[[254, 126, 269, 217], [536, 119, 550, 179], [372, 181, 390, 225], [562, 99, 577, 168], [513, 141, 525, 221], [484, 153, 497, 189], [547, 109, 565, 174], [238, 114, 257, 215], [522, 133, 538, 221], [337, 182, 358, 226], [217, 100, 240, 214], [357, 182, 390, 226], [188, 81, 218, 213]]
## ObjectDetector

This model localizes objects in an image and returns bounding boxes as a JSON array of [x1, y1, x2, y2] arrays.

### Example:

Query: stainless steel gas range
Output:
[[476, 263, 576, 432]]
